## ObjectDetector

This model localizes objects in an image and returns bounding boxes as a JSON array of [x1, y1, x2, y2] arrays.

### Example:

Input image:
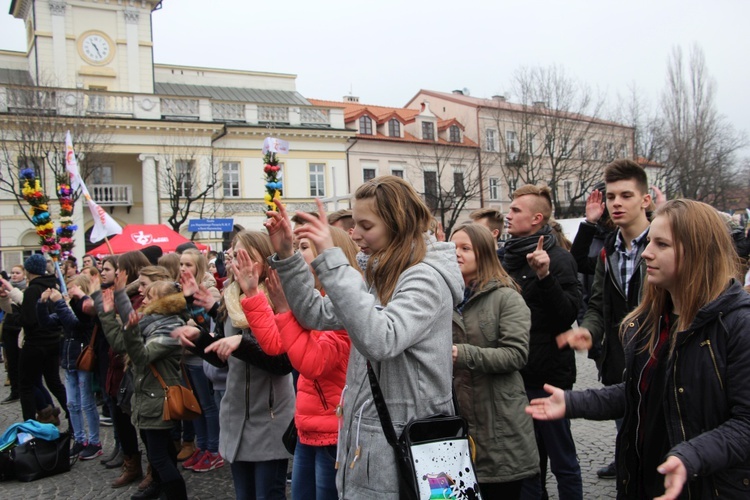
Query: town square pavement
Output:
[[0, 351, 617, 499]]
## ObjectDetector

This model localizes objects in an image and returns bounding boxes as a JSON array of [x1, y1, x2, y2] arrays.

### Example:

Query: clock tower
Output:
[[10, 0, 163, 93]]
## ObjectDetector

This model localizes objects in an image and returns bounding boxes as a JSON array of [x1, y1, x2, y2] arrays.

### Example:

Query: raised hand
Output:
[[651, 185, 667, 208], [526, 236, 550, 280], [49, 289, 63, 302], [40, 288, 53, 302], [294, 198, 333, 254], [89, 273, 101, 293], [655, 456, 687, 500], [231, 248, 262, 296], [204, 335, 243, 362], [193, 284, 216, 310], [67, 284, 85, 300], [102, 288, 115, 313], [264, 197, 295, 259], [265, 269, 289, 314], [585, 189, 605, 224], [170, 325, 201, 348], [126, 310, 140, 330], [180, 269, 199, 297], [114, 269, 128, 291], [525, 384, 566, 421], [0, 278, 12, 292], [435, 221, 446, 242], [556, 328, 593, 351]]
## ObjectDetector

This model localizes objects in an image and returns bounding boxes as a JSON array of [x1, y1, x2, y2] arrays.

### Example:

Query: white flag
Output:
[[262, 137, 290, 155], [87, 198, 122, 242], [64, 131, 87, 195]]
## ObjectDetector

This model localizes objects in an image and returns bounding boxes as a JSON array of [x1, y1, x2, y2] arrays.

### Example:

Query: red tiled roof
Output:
[[438, 118, 464, 131], [309, 98, 419, 125]]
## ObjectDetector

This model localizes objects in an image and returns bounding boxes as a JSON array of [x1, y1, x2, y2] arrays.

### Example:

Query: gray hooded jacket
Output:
[[271, 238, 463, 499]]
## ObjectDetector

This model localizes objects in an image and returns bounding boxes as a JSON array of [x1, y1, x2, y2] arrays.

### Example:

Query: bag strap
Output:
[[365, 360, 400, 447], [87, 324, 98, 349], [149, 362, 195, 392]]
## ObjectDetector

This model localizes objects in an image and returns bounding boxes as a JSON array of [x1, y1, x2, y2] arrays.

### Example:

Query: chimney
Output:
[[492, 95, 506, 102], [533, 101, 547, 108], [420, 100, 432, 114], [343, 95, 360, 103], [452, 89, 464, 95]]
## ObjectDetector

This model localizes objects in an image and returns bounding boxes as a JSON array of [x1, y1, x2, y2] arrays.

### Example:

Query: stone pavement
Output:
[[0, 352, 616, 499]]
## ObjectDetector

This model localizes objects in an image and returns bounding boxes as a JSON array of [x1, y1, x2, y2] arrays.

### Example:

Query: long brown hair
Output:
[[622, 199, 741, 354], [450, 223, 518, 292], [355, 175, 431, 304]]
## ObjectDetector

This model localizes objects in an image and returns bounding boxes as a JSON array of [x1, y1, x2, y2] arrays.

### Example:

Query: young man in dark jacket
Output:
[[560, 160, 652, 478], [19, 254, 67, 422], [501, 185, 582, 499]]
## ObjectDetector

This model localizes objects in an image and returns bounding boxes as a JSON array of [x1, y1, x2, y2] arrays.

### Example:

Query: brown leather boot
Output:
[[138, 463, 153, 491], [111, 452, 143, 488], [176, 440, 196, 461]]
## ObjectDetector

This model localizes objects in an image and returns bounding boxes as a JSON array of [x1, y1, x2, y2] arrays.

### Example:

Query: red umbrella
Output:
[[89, 224, 207, 257]]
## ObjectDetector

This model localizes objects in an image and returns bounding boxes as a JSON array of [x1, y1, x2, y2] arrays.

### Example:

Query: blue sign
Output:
[[188, 218, 234, 232]]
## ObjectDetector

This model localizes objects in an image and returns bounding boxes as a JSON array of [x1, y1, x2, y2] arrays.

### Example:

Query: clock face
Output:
[[81, 34, 112, 64]]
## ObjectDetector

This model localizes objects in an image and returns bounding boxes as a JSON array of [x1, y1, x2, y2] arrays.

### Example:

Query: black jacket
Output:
[[502, 234, 581, 390], [20, 274, 63, 347], [576, 223, 647, 385], [566, 281, 750, 499]]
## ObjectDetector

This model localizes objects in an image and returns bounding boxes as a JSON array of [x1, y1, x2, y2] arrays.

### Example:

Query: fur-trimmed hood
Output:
[[139, 292, 188, 340], [141, 292, 187, 316]]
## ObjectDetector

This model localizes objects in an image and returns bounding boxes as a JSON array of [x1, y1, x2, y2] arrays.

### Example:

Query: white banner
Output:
[[64, 131, 86, 195], [87, 197, 123, 242], [262, 137, 290, 155]]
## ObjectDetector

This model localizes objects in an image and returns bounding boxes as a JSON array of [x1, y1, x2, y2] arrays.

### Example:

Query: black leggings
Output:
[[140, 428, 185, 492], [111, 398, 140, 455], [19, 343, 67, 421]]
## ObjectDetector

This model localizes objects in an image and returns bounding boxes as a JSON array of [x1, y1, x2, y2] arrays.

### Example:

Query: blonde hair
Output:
[[139, 265, 172, 284], [513, 185, 553, 223], [622, 199, 741, 355], [450, 224, 518, 291], [69, 273, 92, 295], [144, 280, 180, 302], [355, 175, 431, 305], [181, 249, 207, 280]]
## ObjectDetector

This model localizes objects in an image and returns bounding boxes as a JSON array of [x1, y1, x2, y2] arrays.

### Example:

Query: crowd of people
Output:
[[1, 160, 749, 500]]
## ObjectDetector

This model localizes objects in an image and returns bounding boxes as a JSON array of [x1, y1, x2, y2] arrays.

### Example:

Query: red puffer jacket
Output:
[[241, 292, 350, 446]]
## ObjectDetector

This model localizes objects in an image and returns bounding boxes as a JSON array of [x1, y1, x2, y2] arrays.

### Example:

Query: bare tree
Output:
[[158, 136, 224, 233], [414, 141, 483, 237], [0, 83, 112, 224], [486, 66, 622, 218], [660, 45, 747, 208]]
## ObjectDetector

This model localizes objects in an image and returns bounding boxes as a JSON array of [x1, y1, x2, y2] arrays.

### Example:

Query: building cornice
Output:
[[154, 64, 297, 80]]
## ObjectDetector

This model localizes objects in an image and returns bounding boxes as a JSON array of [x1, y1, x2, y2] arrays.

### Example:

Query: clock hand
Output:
[[92, 42, 102, 57]]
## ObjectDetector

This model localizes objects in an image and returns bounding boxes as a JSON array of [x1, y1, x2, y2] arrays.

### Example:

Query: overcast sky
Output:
[[2, 0, 748, 155]]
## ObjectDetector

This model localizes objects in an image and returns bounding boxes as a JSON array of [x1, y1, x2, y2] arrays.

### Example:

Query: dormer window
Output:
[[422, 122, 435, 141], [388, 119, 401, 137], [449, 125, 461, 143], [359, 116, 373, 135]]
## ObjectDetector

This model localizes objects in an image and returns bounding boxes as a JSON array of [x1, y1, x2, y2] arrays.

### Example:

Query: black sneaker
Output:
[[79, 443, 103, 460], [70, 441, 86, 458], [1, 394, 19, 405], [597, 461, 617, 479]]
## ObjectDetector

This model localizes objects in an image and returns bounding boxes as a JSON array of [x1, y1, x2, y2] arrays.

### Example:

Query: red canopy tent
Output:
[[89, 224, 208, 257]]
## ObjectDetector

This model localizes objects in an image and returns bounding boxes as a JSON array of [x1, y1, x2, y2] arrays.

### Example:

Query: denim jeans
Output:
[[291, 441, 337, 500], [213, 389, 224, 412], [186, 364, 220, 453], [521, 388, 583, 500], [230, 459, 288, 500], [65, 369, 100, 445]]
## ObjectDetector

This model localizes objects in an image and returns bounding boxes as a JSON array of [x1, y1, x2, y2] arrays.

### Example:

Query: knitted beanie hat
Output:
[[24, 254, 47, 276]]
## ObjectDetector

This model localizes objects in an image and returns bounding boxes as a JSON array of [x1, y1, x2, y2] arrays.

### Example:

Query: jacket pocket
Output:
[[712, 466, 750, 496], [138, 388, 164, 418]]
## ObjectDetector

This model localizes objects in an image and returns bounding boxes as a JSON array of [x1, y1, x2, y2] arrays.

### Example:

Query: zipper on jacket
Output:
[[699, 339, 725, 391], [313, 379, 329, 410], [633, 317, 657, 460], [671, 350, 691, 499], [268, 383, 275, 419], [245, 363, 250, 420]]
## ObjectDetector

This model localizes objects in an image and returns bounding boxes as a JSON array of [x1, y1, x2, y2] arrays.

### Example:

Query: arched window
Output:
[[449, 125, 461, 143], [359, 116, 373, 135], [388, 119, 400, 137]]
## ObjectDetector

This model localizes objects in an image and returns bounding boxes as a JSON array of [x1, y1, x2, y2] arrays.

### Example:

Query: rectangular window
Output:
[[508, 178, 518, 196], [485, 129, 496, 152], [489, 177, 500, 200], [545, 134, 555, 155], [449, 125, 461, 143], [606, 143, 615, 160], [506, 131, 518, 153], [176, 160, 193, 197], [592, 140, 601, 160], [422, 122, 435, 141], [561, 137, 571, 158], [309, 163, 326, 197], [564, 180, 573, 201], [90, 164, 113, 184], [423, 170, 438, 210], [578, 140, 586, 159], [363, 167, 377, 183], [453, 167, 465, 198], [619, 143, 628, 159], [359, 116, 373, 135], [388, 119, 400, 137], [390, 162, 405, 179], [222, 161, 240, 198]]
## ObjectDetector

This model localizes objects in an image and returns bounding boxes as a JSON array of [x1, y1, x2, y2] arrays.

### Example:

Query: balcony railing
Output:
[[90, 184, 133, 207], [0, 85, 342, 128]]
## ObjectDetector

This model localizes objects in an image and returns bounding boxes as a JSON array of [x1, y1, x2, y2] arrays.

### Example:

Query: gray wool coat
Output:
[[271, 239, 464, 499]]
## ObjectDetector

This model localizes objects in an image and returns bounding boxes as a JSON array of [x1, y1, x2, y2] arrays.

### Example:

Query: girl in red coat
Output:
[[206, 227, 359, 500]]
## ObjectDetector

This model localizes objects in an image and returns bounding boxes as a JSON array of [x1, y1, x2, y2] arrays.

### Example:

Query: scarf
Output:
[[11, 278, 27, 291], [502, 224, 556, 270]]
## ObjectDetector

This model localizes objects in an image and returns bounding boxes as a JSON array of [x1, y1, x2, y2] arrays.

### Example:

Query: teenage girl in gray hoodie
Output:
[[266, 176, 465, 499]]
